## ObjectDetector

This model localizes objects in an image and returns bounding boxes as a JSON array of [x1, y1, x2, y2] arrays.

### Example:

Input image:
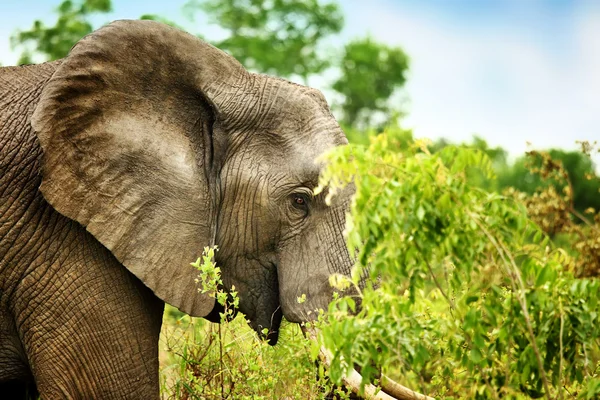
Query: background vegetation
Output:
[[5, 0, 600, 398]]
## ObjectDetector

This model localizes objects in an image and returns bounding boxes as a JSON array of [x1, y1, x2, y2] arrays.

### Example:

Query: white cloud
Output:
[[0, 27, 19, 66], [342, 0, 600, 163]]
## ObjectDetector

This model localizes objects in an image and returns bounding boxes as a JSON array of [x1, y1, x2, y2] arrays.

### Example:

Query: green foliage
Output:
[[187, 0, 343, 82], [190, 246, 236, 310], [10, 0, 112, 63], [138, 14, 183, 29], [509, 149, 600, 278], [160, 311, 329, 399], [160, 246, 334, 399], [498, 149, 600, 216], [315, 125, 600, 398], [432, 136, 600, 218], [332, 37, 409, 128], [8, 0, 411, 132]]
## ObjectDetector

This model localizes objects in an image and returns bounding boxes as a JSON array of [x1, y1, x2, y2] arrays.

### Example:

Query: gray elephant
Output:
[[0, 20, 354, 399]]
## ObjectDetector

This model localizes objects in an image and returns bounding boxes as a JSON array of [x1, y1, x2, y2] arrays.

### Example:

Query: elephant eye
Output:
[[291, 193, 310, 213]]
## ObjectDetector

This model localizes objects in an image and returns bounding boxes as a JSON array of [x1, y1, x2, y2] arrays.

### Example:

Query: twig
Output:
[[469, 212, 552, 400], [413, 241, 455, 313], [564, 165, 597, 232], [303, 327, 435, 400], [218, 323, 225, 399], [570, 207, 599, 232], [558, 299, 564, 400]]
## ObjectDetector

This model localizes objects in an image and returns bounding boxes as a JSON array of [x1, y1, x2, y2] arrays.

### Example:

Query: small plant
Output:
[[160, 247, 331, 399], [191, 246, 239, 318]]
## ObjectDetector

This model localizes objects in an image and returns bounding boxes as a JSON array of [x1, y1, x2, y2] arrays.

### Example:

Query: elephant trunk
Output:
[[277, 195, 356, 323]]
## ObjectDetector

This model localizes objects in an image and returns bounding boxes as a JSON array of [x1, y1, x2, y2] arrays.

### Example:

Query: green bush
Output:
[[316, 126, 600, 399], [160, 309, 329, 399], [159, 247, 337, 399], [160, 129, 600, 399]]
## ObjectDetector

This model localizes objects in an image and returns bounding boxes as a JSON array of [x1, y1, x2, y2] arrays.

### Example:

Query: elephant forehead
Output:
[[276, 105, 341, 139], [221, 145, 319, 197], [255, 79, 345, 142], [295, 133, 337, 159]]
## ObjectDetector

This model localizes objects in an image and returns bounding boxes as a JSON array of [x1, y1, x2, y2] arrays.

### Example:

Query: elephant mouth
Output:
[[204, 294, 282, 345], [207, 261, 283, 345], [259, 305, 283, 345], [202, 290, 239, 323], [249, 261, 284, 345]]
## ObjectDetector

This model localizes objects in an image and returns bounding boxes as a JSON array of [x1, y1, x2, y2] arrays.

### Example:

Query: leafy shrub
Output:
[[511, 148, 600, 277], [316, 127, 600, 399], [159, 247, 335, 399], [160, 310, 330, 399], [160, 132, 600, 399]]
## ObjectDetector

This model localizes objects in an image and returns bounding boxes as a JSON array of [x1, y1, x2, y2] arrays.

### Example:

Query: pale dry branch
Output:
[[304, 327, 435, 400], [381, 375, 434, 400]]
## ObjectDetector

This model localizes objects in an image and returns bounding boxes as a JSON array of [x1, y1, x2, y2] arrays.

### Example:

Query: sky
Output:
[[0, 0, 598, 163]]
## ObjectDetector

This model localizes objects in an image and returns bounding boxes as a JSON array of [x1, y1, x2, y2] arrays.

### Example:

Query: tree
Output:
[[332, 37, 409, 128], [431, 136, 509, 191], [431, 137, 600, 215], [497, 149, 600, 215], [432, 136, 508, 169], [187, 0, 343, 83], [11, 0, 112, 64], [10, 0, 411, 134]]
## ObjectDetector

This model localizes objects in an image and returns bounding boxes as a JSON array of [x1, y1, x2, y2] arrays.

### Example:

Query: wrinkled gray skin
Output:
[[0, 20, 354, 399]]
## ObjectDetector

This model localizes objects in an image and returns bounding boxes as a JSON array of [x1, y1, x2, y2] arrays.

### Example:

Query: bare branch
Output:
[[381, 374, 435, 400], [304, 327, 435, 400]]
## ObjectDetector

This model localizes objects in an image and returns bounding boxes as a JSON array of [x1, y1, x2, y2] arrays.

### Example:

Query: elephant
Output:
[[0, 19, 355, 399]]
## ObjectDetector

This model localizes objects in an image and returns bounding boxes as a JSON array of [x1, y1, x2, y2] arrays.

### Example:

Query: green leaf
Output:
[[470, 347, 483, 364], [417, 205, 425, 221], [535, 265, 556, 287]]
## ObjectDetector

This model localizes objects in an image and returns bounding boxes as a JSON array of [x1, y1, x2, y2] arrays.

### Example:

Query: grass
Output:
[[158, 305, 335, 399]]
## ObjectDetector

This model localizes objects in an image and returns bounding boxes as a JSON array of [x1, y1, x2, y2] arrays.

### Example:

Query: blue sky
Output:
[[1, 0, 598, 162]]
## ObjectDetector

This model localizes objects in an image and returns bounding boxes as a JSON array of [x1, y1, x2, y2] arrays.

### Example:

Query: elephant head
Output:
[[31, 20, 354, 344]]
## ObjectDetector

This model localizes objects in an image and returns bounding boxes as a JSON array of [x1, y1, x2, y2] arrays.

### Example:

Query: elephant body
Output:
[[0, 20, 353, 399], [1, 61, 164, 398]]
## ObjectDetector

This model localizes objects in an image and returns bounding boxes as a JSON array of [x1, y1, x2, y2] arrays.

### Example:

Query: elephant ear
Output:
[[31, 20, 247, 317]]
